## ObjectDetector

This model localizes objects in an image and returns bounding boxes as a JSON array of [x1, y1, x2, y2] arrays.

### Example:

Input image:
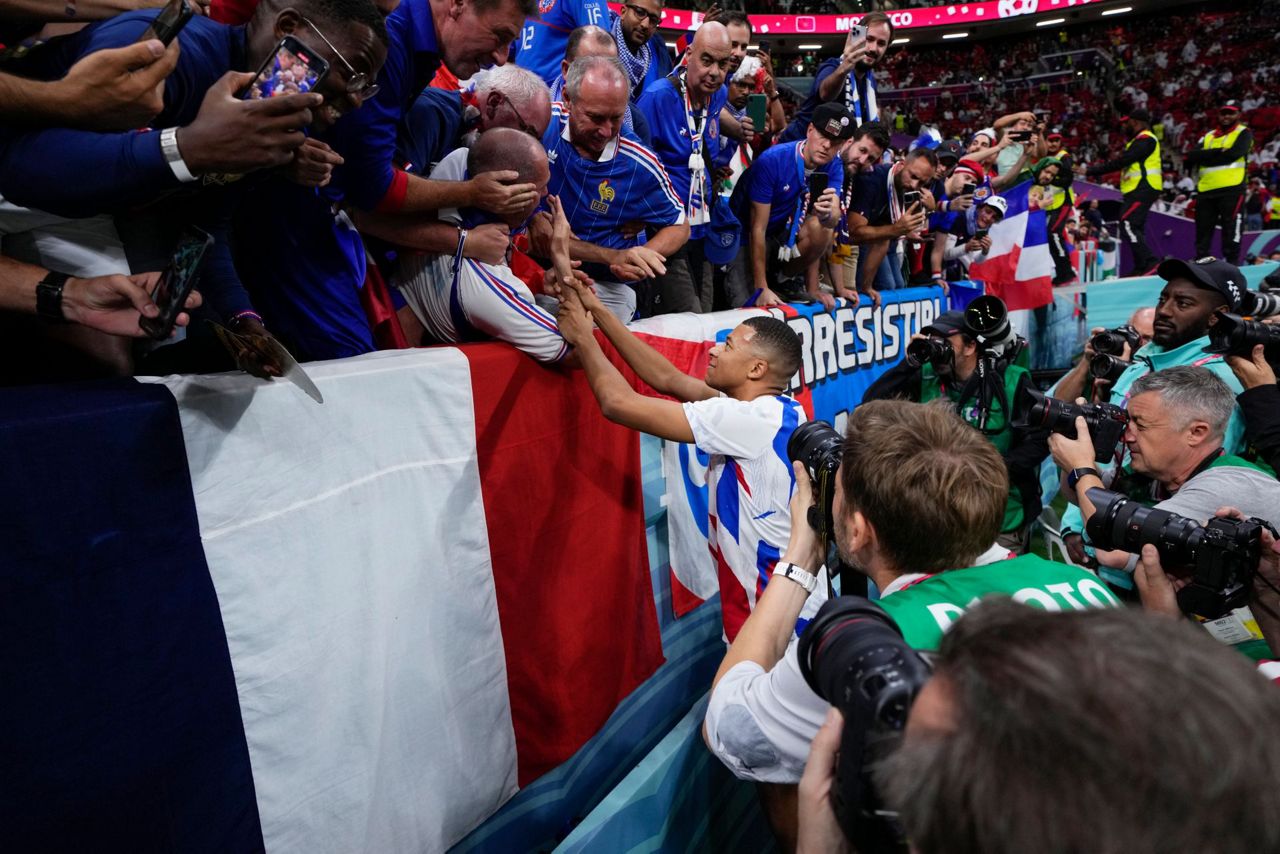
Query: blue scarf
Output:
[[611, 15, 651, 90]]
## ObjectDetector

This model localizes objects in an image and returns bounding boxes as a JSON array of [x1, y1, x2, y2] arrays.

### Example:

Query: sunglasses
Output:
[[302, 17, 380, 100], [624, 3, 662, 26]]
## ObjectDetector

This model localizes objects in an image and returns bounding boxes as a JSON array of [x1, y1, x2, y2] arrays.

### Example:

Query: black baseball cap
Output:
[[937, 139, 965, 164], [812, 103, 856, 141], [1157, 256, 1246, 312], [1220, 100, 1241, 112], [922, 310, 969, 338], [1122, 108, 1152, 124]]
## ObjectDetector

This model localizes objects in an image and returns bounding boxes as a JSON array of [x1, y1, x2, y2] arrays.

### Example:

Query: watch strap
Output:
[[774, 561, 818, 594], [1067, 466, 1101, 490], [36, 271, 70, 323], [161, 127, 197, 183]]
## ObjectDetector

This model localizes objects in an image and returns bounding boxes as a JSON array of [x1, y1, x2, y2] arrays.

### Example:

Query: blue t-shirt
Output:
[[635, 75, 727, 239], [398, 88, 464, 176], [514, 0, 609, 84], [542, 105, 685, 282], [732, 140, 843, 236], [779, 58, 877, 144], [850, 163, 896, 227]]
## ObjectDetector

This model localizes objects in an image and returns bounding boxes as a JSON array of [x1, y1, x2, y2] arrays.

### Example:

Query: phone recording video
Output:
[[975, 227, 990, 240], [241, 35, 330, 101], [138, 0, 194, 46], [961, 182, 977, 196], [903, 190, 922, 209], [808, 172, 829, 201], [1010, 130, 1033, 143], [141, 227, 213, 340]]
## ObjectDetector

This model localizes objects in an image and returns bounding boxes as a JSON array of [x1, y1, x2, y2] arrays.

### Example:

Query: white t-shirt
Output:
[[683, 393, 808, 641], [704, 543, 1011, 784]]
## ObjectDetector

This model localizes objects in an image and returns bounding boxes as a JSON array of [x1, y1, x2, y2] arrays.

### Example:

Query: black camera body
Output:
[[1018, 387, 1129, 462], [1084, 488, 1271, 619], [1089, 353, 1132, 384], [788, 420, 843, 547], [798, 596, 932, 851], [1203, 312, 1280, 359], [1090, 324, 1142, 357], [905, 336, 952, 370]]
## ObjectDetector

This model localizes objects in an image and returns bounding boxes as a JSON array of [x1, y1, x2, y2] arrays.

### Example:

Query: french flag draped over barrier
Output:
[[0, 346, 662, 852], [968, 179, 1054, 311]]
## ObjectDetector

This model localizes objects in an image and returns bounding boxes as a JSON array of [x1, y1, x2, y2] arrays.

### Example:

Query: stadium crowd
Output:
[[2, 0, 1280, 849]]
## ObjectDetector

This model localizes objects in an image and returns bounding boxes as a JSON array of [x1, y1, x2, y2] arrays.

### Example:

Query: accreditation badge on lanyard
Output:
[[680, 76, 710, 228]]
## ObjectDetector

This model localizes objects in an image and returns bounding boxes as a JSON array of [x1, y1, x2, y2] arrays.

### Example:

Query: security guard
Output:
[[1087, 109, 1162, 276], [1043, 136, 1077, 284], [1185, 100, 1253, 264]]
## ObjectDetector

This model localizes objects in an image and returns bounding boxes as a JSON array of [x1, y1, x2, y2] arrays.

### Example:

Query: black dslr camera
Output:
[[1203, 312, 1280, 359], [1017, 387, 1129, 462], [788, 420, 843, 545], [798, 597, 933, 852], [1085, 488, 1274, 619], [1090, 324, 1142, 357], [904, 336, 952, 370], [1089, 353, 1132, 384], [965, 295, 1021, 359]]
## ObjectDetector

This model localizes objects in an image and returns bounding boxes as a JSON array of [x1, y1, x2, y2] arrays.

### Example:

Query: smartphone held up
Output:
[[141, 227, 213, 340], [240, 35, 330, 101]]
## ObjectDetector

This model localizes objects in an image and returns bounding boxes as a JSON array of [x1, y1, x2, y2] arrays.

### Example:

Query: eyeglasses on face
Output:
[[624, 4, 662, 26], [301, 17, 380, 100]]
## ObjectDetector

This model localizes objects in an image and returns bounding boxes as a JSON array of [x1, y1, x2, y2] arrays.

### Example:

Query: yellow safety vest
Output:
[[1197, 124, 1248, 193], [1042, 182, 1072, 212], [1268, 196, 1280, 221], [1121, 129, 1162, 194]]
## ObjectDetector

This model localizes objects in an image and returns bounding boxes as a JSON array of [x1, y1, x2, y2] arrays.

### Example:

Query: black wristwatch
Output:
[[1066, 466, 1100, 490], [36, 271, 71, 323]]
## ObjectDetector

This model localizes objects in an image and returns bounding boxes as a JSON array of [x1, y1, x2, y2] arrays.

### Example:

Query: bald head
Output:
[[686, 21, 732, 102], [562, 24, 618, 82], [469, 127, 549, 227]]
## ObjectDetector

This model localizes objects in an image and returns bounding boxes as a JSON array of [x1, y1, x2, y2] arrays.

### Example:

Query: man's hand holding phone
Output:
[[62, 271, 201, 337], [51, 40, 180, 131], [895, 202, 926, 237], [175, 71, 321, 175], [812, 187, 840, 228]]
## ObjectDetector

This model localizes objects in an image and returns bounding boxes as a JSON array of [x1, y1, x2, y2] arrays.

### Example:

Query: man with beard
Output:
[[1185, 100, 1253, 264], [828, 120, 890, 303], [778, 10, 892, 143], [611, 0, 666, 99], [845, 147, 934, 304], [1057, 257, 1250, 569], [637, 21, 731, 313]]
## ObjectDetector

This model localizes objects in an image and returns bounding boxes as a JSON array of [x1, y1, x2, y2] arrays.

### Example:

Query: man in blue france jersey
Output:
[[545, 25, 648, 143], [637, 21, 731, 315], [779, 10, 893, 144], [554, 275, 812, 644], [514, 0, 608, 85], [534, 56, 688, 322], [729, 103, 851, 310]]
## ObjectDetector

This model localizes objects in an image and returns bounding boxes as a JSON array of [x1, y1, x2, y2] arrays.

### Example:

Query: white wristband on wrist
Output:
[[161, 127, 197, 183]]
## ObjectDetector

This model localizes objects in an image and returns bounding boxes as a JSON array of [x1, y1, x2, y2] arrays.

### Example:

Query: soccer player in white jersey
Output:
[[555, 276, 808, 642]]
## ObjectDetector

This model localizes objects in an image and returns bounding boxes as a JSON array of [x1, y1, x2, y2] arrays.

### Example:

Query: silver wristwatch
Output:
[[773, 561, 818, 594], [161, 127, 197, 183]]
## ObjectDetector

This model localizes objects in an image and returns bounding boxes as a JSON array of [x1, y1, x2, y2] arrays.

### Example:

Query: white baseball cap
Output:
[[982, 196, 1008, 218]]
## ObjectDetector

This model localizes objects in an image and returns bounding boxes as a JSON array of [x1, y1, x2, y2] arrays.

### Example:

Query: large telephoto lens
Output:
[[1204, 312, 1280, 356], [1084, 488, 1204, 568]]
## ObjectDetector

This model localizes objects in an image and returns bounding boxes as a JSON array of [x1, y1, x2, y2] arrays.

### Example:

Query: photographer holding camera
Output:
[[1050, 366, 1280, 644], [1227, 343, 1280, 476], [861, 300, 1049, 553], [1057, 258, 1252, 564], [703, 400, 1112, 847], [794, 599, 1280, 854]]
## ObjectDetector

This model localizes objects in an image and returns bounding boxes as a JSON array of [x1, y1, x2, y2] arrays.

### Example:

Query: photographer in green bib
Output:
[[862, 296, 1050, 553], [702, 400, 1116, 846]]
